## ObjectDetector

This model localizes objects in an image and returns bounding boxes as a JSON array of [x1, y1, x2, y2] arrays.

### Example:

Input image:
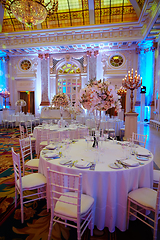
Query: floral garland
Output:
[[75, 79, 122, 113], [15, 99, 26, 107], [51, 93, 70, 108]]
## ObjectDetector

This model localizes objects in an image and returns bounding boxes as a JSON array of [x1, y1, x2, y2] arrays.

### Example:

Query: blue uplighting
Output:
[[140, 50, 154, 106]]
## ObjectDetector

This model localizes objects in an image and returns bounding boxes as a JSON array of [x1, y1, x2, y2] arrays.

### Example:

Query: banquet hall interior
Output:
[[0, 0, 160, 239]]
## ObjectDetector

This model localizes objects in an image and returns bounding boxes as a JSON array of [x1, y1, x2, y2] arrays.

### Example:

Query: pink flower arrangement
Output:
[[51, 93, 70, 108], [75, 79, 121, 112]]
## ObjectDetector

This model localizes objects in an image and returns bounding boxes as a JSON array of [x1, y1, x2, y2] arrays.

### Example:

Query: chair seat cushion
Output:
[[128, 188, 158, 210], [25, 159, 39, 168], [153, 169, 160, 182], [30, 137, 36, 141], [54, 192, 94, 219], [40, 141, 48, 146], [16, 173, 46, 189]]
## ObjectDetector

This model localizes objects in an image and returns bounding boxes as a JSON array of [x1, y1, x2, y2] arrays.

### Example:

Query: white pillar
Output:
[[125, 112, 139, 140], [96, 51, 103, 80]]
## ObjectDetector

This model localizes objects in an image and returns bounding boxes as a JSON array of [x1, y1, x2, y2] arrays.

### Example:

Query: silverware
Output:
[[116, 160, 129, 169], [114, 162, 121, 168], [64, 160, 72, 165]]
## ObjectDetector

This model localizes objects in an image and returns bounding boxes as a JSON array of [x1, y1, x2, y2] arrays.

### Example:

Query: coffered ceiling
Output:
[[0, 0, 160, 56]]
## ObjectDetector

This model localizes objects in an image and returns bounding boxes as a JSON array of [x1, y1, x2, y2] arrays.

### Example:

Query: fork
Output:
[[116, 160, 129, 169]]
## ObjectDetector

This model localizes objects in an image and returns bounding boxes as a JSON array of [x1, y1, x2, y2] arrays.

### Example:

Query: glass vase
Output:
[[58, 106, 64, 128], [92, 110, 101, 148]]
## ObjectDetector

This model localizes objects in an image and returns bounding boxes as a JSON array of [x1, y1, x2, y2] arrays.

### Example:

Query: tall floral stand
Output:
[[58, 106, 65, 128], [124, 112, 138, 140], [93, 110, 101, 148]]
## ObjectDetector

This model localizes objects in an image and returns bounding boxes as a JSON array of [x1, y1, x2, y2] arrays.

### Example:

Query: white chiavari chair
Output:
[[47, 168, 94, 240], [153, 170, 160, 190], [12, 147, 47, 223], [7, 115, 16, 128], [25, 121, 36, 151], [19, 136, 39, 176], [37, 128, 50, 156], [19, 124, 25, 139], [127, 178, 160, 240], [132, 132, 147, 148]]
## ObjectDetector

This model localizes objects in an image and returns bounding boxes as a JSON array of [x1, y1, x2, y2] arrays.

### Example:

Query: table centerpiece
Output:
[[75, 79, 122, 147], [15, 99, 26, 112]]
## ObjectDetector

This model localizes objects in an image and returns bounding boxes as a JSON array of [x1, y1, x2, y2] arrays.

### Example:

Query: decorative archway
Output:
[[56, 59, 82, 105]]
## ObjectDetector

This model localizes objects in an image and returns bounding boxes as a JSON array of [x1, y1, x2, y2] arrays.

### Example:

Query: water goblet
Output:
[[121, 143, 126, 158]]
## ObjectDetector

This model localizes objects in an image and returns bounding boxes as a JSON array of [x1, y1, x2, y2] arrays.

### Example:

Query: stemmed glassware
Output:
[[110, 132, 117, 144]]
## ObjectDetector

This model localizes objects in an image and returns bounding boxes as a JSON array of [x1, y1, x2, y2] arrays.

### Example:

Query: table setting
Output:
[[39, 137, 153, 171], [38, 80, 153, 233], [38, 136, 153, 233]]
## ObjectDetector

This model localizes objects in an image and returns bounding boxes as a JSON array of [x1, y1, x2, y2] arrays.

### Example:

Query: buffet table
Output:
[[38, 139, 153, 233], [40, 108, 71, 119]]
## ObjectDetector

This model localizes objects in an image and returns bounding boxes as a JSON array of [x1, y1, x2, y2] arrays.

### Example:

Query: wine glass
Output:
[[121, 143, 126, 158], [110, 132, 117, 144]]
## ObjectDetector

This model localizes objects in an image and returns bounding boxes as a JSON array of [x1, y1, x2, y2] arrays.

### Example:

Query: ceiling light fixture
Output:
[[0, 0, 58, 27]]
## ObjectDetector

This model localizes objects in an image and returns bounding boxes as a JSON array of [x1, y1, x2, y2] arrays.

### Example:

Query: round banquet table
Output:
[[38, 139, 153, 233], [33, 124, 88, 154]]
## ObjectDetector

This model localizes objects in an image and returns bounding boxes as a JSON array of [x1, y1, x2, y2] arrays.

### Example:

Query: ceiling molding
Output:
[[0, 0, 159, 56]]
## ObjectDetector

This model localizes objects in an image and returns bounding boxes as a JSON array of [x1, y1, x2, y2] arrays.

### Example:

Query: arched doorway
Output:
[[56, 62, 81, 106]]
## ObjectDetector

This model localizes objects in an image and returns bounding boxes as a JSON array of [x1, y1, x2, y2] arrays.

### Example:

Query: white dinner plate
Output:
[[59, 159, 72, 165], [44, 152, 59, 158], [46, 144, 57, 150], [136, 156, 149, 161], [136, 149, 151, 157], [109, 163, 123, 169], [74, 161, 92, 169], [42, 149, 53, 154], [122, 159, 139, 167]]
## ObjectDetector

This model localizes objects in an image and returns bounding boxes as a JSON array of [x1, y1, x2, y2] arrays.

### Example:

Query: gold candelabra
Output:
[[0, 89, 10, 109], [122, 69, 142, 113], [117, 86, 127, 96]]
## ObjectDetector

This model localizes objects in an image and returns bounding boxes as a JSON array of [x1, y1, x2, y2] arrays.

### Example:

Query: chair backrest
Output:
[[40, 128, 50, 143], [155, 178, 160, 213], [19, 124, 25, 139], [77, 127, 89, 139], [132, 132, 147, 148], [47, 167, 82, 217], [19, 137, 32, 175], [11, 147, 22, 190], [25, 121, 33, 136]]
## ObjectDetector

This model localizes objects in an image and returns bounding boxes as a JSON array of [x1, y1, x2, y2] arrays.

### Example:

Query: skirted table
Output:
[[38, 139, 153, 233]]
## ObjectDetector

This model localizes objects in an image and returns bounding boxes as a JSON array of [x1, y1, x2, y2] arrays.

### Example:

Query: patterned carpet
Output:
[[0, 126, 89, 240], [0, 126, 159, 240]]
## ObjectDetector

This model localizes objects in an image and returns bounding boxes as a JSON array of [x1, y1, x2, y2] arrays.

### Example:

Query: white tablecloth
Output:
[[38, 139, 153, 233], [40, 108, 71, 119], [33, 124, 88, 154], [85, 119, 124, 136]]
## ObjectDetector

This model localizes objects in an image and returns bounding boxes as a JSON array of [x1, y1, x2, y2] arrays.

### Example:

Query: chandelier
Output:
[[0, 0, 58, 27]]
